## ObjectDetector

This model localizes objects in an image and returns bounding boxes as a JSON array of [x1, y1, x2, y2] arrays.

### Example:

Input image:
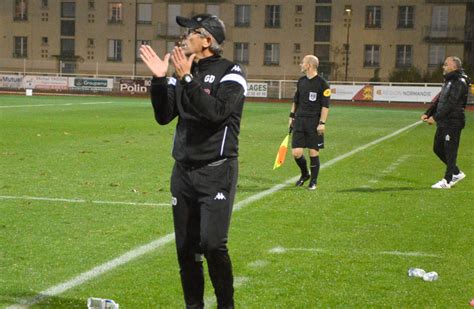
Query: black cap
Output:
[[176, 14, 225, 44]]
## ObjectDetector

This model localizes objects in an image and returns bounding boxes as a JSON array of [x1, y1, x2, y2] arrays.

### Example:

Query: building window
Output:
[[316, 0, 331, 3], [87, 38, 95, 47], [396, 45, 412, 67], [41, 0, 48, 9], [365, 6, 381, 28], [108, 39, 122, 61], [41, 12, 49, 22], [429, 45, 446, 66], [61, 20, 75, 36], [14, 0, 28, 21], [41, 37, 48, 45], [14, 36, 28, 57], [264, 43, 280, 65], [235, 5, 250, 27], [136, 40, 151, 60], [61, 39, 75, 56], [137, 3, 152, 24], [314, 44, 330, 62], [364, 45, 380, 67], [88, 14, 95, 23], [88, 1, 95, 10], [315, 25, 331, 42], [61, 2, 75, 18], [234, 42, 249, 64], [294, 43, 301, 53], [265, 5, 280, 28], [109, 3, 123, 23], [430, 6, 448, 37], [398, 6, 414, 29], [295, 5, 303, 14], [316, 6, 331, 23]]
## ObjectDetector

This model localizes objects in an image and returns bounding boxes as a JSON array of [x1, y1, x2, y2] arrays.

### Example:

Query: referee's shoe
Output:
[[308, 179, 317, 190], [295, 174, 310, 186]]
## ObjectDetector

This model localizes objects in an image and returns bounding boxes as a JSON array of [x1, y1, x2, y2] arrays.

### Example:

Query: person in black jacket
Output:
[[421, 56, 471, 189], [140, 14, 246, 308], [288, 55, 331, 190]]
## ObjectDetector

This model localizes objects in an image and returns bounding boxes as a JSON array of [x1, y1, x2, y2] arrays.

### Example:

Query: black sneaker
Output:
[[308, 179, 317, 190], [295, 174, 310, 186]]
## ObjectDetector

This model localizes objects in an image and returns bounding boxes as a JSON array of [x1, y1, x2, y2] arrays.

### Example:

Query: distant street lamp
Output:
[[344, 5, 352, 81]]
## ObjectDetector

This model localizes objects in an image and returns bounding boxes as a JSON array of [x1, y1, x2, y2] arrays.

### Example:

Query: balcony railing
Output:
[[423, 26, 465, 43]]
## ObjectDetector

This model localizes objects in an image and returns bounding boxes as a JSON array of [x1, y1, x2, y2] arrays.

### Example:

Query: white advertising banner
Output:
[[329, 85, 365, 100], [0, 75, 24, 88], [68, 77, 113, 91], [247, 82, 268, 98], [373, 86, 441, 103], [22, 75, 69, 90]]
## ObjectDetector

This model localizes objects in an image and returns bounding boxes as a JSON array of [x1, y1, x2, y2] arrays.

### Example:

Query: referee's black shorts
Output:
[[291, 116, 324, 150]]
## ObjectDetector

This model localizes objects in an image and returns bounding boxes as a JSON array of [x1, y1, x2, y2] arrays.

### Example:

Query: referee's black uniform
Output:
[[292, 75, 331, 150], [150, 53, 246, 308]]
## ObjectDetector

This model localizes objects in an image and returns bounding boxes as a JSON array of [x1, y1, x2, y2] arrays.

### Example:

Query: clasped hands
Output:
[[139, 45, 196, 79]]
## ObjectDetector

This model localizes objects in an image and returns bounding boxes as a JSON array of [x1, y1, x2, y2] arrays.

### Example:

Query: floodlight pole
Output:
[[133, 0, 138, 77], [344, 6, 352, 82]]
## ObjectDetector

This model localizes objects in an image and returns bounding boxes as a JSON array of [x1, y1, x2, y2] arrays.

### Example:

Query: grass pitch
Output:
[[1, 94, 473, 308]]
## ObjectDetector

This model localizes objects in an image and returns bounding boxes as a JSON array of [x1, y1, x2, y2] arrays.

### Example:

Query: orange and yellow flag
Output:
[[273, 133, 290, 170]]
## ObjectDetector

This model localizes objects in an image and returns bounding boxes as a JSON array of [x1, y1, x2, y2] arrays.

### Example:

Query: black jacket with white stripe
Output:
[[150, 55, 247, 165]]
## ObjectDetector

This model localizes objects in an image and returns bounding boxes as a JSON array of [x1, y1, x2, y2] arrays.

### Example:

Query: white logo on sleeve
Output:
[[214, 192, 226, 200], [231, 65, 242, 72], [309, 92, 317, 101], [171, 196, 177, 206], [445, 134, 450, 142]]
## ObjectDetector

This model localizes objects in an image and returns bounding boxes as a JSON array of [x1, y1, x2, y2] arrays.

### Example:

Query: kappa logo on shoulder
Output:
[[231, 65, 242, 72], [214, 192, 226, 200]]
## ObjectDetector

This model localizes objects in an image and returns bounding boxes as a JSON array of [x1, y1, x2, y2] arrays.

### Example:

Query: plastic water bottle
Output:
[[87, 297, 119, 309], [422, 271, 439, 282], [408, 268, 426, 278]]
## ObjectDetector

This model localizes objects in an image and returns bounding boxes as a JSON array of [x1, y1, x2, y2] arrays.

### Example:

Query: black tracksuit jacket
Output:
[[150, 55, 246, 165], [425, 70, 471, 129]]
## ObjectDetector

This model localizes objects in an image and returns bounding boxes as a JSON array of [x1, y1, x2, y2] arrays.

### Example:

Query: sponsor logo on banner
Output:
[[247, 82, 268, 98], [0, 75, 23, 88], [353, 85, 374, 101], [119, 79, 151, 93], [69, 78, 113, 91]]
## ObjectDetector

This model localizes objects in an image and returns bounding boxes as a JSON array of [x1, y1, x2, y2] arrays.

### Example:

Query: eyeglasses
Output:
[[185, 28, 204, 37]]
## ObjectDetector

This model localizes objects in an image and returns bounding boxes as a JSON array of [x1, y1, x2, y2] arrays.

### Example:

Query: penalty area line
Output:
[[6, 120, 422, 308]]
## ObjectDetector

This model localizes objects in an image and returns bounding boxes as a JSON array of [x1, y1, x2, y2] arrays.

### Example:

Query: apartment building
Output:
[[0, 0, 472, 81]]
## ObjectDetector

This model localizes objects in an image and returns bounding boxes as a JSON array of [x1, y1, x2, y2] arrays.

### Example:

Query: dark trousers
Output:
[[433, 126, 462, 182], [170, 159, 237, 309]]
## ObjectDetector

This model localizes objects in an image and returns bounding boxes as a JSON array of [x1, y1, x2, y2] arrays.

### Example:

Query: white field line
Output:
[[6, 120, 422, 308], [0, 101, 114, 108], [270, 247, 441, 258], [363, 154, 411, 188], [0, 195, 169, 207]]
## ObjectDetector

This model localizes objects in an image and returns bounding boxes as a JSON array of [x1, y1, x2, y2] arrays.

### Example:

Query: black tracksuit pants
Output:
[[433, 126, 462, 182], [170, 158, 237, 309]]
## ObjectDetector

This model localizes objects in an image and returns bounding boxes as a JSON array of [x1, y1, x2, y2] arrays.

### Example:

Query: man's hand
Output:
[[317, 124, 325, 135], [288, 117, 294, 130], [426, 116, 435, 125], [421, 114, 428, 121], [139, 45, 170, 78], [171, 46, 196, 80]]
